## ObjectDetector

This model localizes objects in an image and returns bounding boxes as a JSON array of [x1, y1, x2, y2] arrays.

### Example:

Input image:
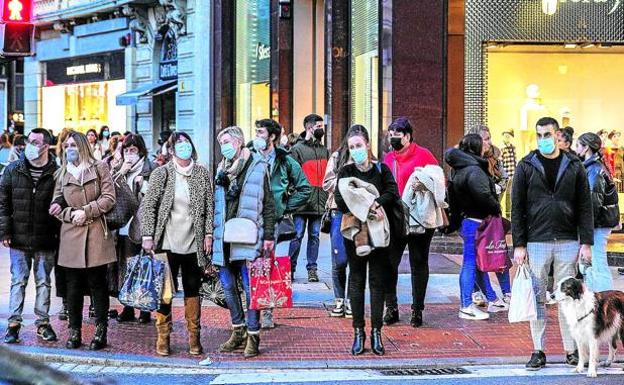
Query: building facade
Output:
[[27, 0, 212, 162]]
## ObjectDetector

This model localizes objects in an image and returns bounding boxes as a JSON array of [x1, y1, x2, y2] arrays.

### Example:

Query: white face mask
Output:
[[125, 154, 140, 165]]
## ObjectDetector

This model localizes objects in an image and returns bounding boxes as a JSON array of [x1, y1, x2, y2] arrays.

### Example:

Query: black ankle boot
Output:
[[116, 306, 135, 323], [410, 309, 423, 328], [383, 306, 399, 325], [371, 328, 385, 356], [351, 328, 366, 356], [89, 324, 107, 351], [138, 311, 151, 324], [65, 328, 81, 349]]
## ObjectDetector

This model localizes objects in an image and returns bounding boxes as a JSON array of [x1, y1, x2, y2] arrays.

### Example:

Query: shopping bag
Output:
[[508, 265, 538, 323], [248, 252, 293, 310], [153, 253, 175, 305], [476, 216, 510, 272], [118, 252, 166, 312]]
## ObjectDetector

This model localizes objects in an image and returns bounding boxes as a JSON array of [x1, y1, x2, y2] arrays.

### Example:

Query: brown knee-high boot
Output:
[[184, 297, 203, 355], [155, 312, 172, 356]]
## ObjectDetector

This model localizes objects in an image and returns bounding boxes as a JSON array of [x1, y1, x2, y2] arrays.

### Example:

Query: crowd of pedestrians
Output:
[[0, 114, 620, 367]]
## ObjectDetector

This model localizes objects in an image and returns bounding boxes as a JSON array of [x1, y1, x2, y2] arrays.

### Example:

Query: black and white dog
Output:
[[553, 277, 624, 377]]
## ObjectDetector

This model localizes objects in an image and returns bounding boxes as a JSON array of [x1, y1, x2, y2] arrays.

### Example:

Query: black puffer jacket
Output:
[[511, 151, 593, 247], [584, 154, 620, 229], [445, 148, 501, 220], [0, 156, 60, 252]]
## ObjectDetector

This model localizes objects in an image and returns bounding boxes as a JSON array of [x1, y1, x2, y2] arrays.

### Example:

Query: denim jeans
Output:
[[219, 260, 260, 332], [474, 269, 511, 296], [585, 228, 613, 292], [460, 219, 497, 308], [330, 210, 348, 299], [289, 215, 321, 272], [8, 249, 56, 327]]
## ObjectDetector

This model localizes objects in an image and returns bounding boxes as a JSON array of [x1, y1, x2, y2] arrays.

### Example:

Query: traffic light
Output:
[[0, 0, 34, 57]]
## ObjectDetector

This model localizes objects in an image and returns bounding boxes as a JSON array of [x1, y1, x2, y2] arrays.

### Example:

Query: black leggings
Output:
[[157, 252, 202, 315], [346, 240, 391, 330], [385, 229, 435, 310], [65, 265, 109, 329]]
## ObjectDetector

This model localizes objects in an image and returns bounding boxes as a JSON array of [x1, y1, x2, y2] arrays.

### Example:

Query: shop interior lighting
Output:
[[542, 0, 558, 15], [564, 43, 578, 49], [581, 43, 595, 49]]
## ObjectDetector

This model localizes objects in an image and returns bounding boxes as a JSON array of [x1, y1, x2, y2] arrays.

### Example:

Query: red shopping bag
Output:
[[248, 252, 293, 310], [475, 216, 511, 273]]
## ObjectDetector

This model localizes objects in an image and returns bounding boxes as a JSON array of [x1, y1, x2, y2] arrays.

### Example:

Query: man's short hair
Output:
[[535, 117, 559, 131], [30, 128, 53, 145], [303, 114, 323, 129], [255, 119, 282, 143]]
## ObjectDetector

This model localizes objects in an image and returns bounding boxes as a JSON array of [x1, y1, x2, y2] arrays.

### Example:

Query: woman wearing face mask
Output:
[[334, 125, 399, 356], [140, 132, 213, 357], [322, 125, 366, 319], [111, 134, 156, 324], [98, 126, 111, 154], [7, 134, 25, 163], [50, 131, 116, 350], [444, 134, 502, 321], [382, 117, 438, 326], [86, 129, 103, 161], [213, 126, 276, 359], [576, 133, 619, 293]]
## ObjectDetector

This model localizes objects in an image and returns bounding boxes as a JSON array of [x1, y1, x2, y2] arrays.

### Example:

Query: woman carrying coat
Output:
[[576, 132, 619, 292], [213, 126, 276, 359], [334, 125, 399, 356], [141, 132, 213, 357], [112, 134, 156, 324], [49, 131, 116, 350], [445, 134, 505, 321]]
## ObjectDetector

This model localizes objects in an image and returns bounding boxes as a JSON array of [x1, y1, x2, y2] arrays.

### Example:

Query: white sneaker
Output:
[[545, 291, 557, 305], [459, 304, 490, 320], [503, 293, 512, 304], [472, 292, 486, 307], [487, 298, 509, 313], [344, 299, 353, 319], [330, 298, 345, 317]]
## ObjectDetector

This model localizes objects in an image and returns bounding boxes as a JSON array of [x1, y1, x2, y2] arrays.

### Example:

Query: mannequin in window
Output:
[[609, 130, 624, 191], [598, 129, 616, 176], [519, 85, 546, 156], [500, 129, 516, 219]]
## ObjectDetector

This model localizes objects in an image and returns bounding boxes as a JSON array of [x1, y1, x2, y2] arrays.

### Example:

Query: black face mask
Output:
[[390, 137, 404, 151], [313, 128, 324, 140]]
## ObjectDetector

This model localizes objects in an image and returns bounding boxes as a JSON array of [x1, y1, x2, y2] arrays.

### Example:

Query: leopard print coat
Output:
[[140, 161, 214, 267]]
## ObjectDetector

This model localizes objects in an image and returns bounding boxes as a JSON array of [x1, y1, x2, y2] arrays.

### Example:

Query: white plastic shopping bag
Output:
[[508, 264, 538, 323]]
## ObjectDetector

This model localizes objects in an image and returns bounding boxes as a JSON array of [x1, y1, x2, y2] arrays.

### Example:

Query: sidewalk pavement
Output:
[[1, 235, 623, 369]]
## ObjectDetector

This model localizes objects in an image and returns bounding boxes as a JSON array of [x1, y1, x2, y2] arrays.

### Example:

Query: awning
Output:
[[116, 80, 177, 106]]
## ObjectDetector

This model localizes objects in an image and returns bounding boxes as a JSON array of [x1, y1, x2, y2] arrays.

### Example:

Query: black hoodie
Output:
[[445, 148, 501, 220]]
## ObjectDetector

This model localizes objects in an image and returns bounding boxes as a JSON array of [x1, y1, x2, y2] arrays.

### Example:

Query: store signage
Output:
[[160, 62, 178, 81], [254, 42, 270, 61], [66, 63, 102, 76], [45, 51, 125, 86], [557, 0, 621, 15]]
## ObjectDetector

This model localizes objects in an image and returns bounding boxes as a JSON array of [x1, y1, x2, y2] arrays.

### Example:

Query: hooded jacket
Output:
[[290, 132, 330, 216], [445, 148, 501, 220], [584, 154, 620, 229], [511, 150, 593, 247], [0, 155, 60, 252]]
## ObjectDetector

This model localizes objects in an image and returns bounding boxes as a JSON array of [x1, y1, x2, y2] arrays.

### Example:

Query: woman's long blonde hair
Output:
[[58, 131, 97, 179]]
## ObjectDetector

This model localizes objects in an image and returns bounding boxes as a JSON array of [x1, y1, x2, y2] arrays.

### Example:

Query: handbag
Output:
[[276, 214, 296, 243], [95, 167, 139, 231], [475, 216, 510, 273], [320, 210, 331, 234], [390, 199, 411, 239], [128, 199, 144, 244], [153, 252, 175, 305], [248, 251, 293, 310], [118, 252, 166, 312], [508, 265, 538, 323], [224, 218, 259, 245]]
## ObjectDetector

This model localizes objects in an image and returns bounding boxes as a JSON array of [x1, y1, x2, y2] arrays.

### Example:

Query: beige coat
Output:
[[54, 161, 117, 269]]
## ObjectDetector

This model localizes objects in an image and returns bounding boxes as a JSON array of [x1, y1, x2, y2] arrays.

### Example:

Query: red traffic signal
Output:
[[1, 0, 31, 23]]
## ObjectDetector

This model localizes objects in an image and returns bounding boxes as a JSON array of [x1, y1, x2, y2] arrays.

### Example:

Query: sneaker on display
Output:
[[330, 298, 345, 317], [487, 298, 509, 313], [459, 304, 490, 320], [472, 291, 486, 307]]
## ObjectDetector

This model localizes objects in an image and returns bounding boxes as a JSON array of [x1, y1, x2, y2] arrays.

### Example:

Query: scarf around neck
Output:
[[173, 158, 195, 177], [218, 147, 251, 183], [66, 162, 86, 181]]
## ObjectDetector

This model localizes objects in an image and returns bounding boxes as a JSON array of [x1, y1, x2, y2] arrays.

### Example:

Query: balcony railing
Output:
[[34, 0, 95, 16], [34, 0, 147, 20]]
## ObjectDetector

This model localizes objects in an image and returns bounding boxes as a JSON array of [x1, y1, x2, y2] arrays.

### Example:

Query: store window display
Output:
[[608, 131, 624, 192], [500, 129, 516, 219]]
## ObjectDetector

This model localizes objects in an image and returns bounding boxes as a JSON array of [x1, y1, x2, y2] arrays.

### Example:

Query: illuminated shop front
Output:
[[465, 0, 624, 217], [41, 52, 126, 134]]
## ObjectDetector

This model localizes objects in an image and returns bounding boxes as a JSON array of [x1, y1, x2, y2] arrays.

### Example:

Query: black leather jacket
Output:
[[511, 151, 593, 247], [584, 154, 620, 229]]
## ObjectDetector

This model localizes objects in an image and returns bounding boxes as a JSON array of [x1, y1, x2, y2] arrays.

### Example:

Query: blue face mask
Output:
[[538, 137, 556, 156], [66, 148, 79, 163], [350, 147, 368, 165], [174, 142, 193, 160], [102, 131, 110, 138], [253, 137, 267, 152], [221, 142, 237, 160]]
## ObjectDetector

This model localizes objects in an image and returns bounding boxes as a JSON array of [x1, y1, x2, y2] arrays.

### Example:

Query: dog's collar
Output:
[[577, 309, 595, 322]]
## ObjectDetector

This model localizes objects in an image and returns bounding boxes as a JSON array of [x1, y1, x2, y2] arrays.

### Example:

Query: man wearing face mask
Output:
[[382, 117, 439, 327], [250, 119, 311, 328], [512, 117, 593, 371], [0, 128, 60, 344], [288, 114, 330, 282]]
